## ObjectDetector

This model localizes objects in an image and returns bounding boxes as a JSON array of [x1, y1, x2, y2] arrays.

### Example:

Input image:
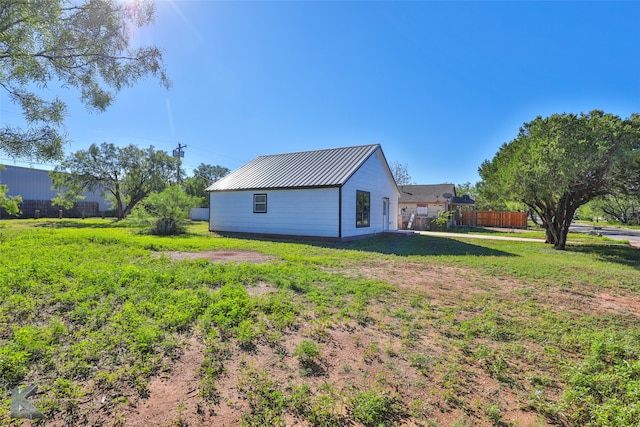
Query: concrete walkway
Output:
[[414, 230, 546, 243]]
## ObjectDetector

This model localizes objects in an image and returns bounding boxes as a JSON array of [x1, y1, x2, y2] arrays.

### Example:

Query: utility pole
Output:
[[172, 143, 187, 183]]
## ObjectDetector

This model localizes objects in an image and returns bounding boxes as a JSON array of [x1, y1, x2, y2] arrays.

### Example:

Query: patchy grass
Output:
[[0, 219, 639, 426]]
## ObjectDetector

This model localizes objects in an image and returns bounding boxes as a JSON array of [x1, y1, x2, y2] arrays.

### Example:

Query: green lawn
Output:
[[1, 219, 639, 426]]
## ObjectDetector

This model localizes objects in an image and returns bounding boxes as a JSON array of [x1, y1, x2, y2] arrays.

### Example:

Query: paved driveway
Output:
[[569, 223, 640, 248]]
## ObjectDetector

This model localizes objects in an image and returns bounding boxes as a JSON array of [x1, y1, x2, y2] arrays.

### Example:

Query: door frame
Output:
[[382, 197, 389, 231]]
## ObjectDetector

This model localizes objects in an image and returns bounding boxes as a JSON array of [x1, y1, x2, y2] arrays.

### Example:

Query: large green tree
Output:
[[182, 163, 229, 207], [0, 0, 168, 162], [50, 142, 177, 219], [478, 110, 640, 250], [591, 193, 640, 224]]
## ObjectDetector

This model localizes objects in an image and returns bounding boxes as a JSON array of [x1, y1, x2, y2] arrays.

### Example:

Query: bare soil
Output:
[[38, 250, 640, 426], [160, 250, 276, 264]]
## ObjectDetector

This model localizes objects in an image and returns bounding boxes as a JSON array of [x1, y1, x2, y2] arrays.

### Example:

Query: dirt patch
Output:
[[594, 292, 640, 318], [38, 253, 640, 426], [125, 337, 209, 426], [346, 259, 640, 319], [160, 250, 276, 264], [245, 281, 279, 297]]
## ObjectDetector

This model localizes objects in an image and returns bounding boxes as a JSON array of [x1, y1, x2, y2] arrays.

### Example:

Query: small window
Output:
[[253, 193, 267, 213], [356, 190, 370, 228]]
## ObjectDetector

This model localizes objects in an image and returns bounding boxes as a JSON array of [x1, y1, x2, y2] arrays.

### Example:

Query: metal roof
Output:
[[207, 144, 383, 191], [398, 184, 457, 203]]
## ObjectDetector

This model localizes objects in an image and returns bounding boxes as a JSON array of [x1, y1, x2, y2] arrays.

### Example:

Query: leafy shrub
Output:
[[129, 185, 197, 235], [294, 340, 320, 364], [348, 389, 397, 426], [433, 210, 455, 230], [237, 319, 261, 350]]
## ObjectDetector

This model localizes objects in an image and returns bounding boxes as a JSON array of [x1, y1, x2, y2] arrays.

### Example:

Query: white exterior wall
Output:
[[341, 149, 399, 238], [210, 187, 340, 237], [189, 207, 210, 221]]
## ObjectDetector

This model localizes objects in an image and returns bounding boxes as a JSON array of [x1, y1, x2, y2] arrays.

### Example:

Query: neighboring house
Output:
[[0, 165, 110, 218], [206, 144, 400, 241], [398, 184, 457, 230]]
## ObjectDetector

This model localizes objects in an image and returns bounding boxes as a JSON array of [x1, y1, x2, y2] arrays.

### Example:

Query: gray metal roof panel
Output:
[[207, 144, 381, 191]]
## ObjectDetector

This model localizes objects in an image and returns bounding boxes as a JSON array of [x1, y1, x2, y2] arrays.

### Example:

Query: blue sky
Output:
[[2, 0, 640, 186]]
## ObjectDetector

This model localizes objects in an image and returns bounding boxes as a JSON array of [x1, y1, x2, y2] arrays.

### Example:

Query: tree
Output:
[[50, 142, 177, 219], [390, 161, 412, 186], [129, 185, 197, 235], [591, 193, 640, 224], [0, 166, 22, 216], [455, 181, 486, 207], [455, 182, 477, 198], [0, 0, 169, 162], [183, 163, 230, 208], [478, 110, 640, 250]]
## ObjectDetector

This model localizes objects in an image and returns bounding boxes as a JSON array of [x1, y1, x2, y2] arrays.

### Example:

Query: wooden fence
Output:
[[461, 211, 527, 228]]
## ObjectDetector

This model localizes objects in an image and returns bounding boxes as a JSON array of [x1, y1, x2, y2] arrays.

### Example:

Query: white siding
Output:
[[189, 208, 209, 221], [210, 187, 340, 237], [341, 149, 399, 237]]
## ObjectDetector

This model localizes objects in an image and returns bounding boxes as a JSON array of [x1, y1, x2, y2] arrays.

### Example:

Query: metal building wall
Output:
[[0, 165, 110, 211]]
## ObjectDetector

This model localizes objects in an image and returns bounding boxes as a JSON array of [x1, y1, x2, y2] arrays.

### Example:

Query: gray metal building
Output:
[[0, 165, 110, 217]]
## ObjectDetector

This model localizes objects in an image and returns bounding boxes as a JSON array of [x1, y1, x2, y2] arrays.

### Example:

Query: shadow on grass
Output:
[[567, 243, 640, 270], [220, 232, 515, 257], [336, 234, 516, 257], [31, 219, 121, 229]]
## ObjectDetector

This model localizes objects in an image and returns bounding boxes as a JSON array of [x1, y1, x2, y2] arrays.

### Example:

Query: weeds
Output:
[[237, 365, 286, 426], [347, 388, 400, 426], [1, 220, 640, 426]]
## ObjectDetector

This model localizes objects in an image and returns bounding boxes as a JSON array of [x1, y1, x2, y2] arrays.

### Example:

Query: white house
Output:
[[206, 144, 400, 241]]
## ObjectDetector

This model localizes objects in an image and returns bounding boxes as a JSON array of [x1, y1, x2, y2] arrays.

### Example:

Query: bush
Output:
[[129, 185, 197, 235]]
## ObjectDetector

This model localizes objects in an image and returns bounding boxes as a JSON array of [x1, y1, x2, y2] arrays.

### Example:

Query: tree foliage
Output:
[[129, 185, 197, 235], [390, 161, 412, 186], [0, 0, 169, 162], [182, 163, 230, 208], [455, 181, 486, 208], [478, 110, 640, 250], [0, 165, 22, 216], [50, 142, 177, 219], [591, 194, 640, 225]]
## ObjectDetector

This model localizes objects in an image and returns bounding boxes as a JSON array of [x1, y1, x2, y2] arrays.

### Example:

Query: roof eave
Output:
[[208, 184, 342, 193]]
